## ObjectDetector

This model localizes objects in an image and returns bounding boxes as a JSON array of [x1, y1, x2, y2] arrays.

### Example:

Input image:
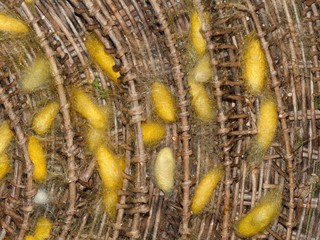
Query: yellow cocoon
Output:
[[141, 122, 166, 145], [151, 82, 176, 123], [0, 121, 14, 155], [103, 190, 119, 219], [28, 136, 46, 183], [0, 154, 11, 181], [0, 13, 28, 33], [34, 217, 53, 240], [85, 34, 120, 84], [25, 235, 36, 240], [154, 147, 176, 193], [188, 53, 212, 83], [257, 99, 278, 150], [32, 102, 60, 135], [190, 11, 208, 56], [191, 165, 224, 214], [86, 126, 106, 153], [95, 145, 123, 190], [234, 188, 282, 238], [189, 82, 215, 122], [242, 34, 267, 94], [71, 88, 107, 129]]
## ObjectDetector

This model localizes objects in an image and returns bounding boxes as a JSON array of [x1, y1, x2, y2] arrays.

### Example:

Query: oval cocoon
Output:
[[188, 53, 212, 83], [154, 147, 176, 193], [190, 11, 208, 56], [151, 82, 176, 123], [0, 154, 11, 181], [242, 34, 267, 94], [234, 188, 282, 238], [28, 136, 46, 183], [189, 82, 215, 122], [191, 165, 224, 214], [34, 217, 53, 239], [85, 34, 120, 84], [141, 122, 166, 145], [0, 121, 14, 155], [257, 99, 278, 150], [95, 145, 123, 190], [71, 88, 107, 129], [103, 190, 119, 219], [32, 102, 60, 135], [0, 13, 28, 33]]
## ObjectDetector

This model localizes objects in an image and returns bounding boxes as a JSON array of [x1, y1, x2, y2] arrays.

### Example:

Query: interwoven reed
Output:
[[0, 0, 319, 239]]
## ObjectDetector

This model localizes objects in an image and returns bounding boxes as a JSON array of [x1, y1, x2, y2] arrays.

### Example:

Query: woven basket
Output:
[[0, 0, 319, 239]]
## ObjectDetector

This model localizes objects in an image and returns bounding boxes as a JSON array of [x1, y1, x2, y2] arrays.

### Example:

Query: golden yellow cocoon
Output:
[[85, 34, 120, 84], [234, 188, 282, 238], [21, 58, 51, 93], [0, 154, 11, 181], [0, 121, 14, 155], [25, 235, 36, 240], [28, 136, 46, 183], [188, 53, 212, 83], [242, 34, 267, 94], [141, 122, 166, 145], [151, 82, 176, 123], [257, 99, 278, 150], [154, 147, 176, 193], [191, 165, 224, 214], [103, 190, 119, 219], [71, 88, 107, 129], [0, 13, 28, 34], [190, 11, 208, 56], [189, 82, 215, 122], [95, 145, 123, 190], [34, 217, 53, 240], [85, 126, 106, 153], [32, 102, 60, 135]]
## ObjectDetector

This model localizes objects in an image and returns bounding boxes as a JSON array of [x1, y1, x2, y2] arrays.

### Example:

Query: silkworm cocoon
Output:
[[0, 154, 11, 181], [85, 126, 106, 153], [34, 189, 49, 205], [0, 13, 28, 33], [103, 190, 119, 219], [191, 165, 224, 214], [71, 88, 107, 129], [0, 121, 14, 155], [187, 53, 212, 83], [21, 57, 51, 93], [190, 11, 208, 56], [25, 235, 36, 240], [257, 99, 278, 150], [141, 122, 166, 145], [151, 82, 176, 123], [234, 188, 282, 238], [32, 102, 60, 135], [34, 217, 53, 240], [189, 82, 215, 122], [95, 145, 123, 190], [27, 136, 46, 183], [154, 147, 176, 193], [242, 34, 267, 94], [85, 34, 120, 84]]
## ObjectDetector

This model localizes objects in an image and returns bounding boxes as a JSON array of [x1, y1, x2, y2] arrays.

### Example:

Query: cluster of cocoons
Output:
[[0, 121, 14, 181], [0, 13, 29, 34], [234, 187, 282, 238], [25, 217, 53, 240]]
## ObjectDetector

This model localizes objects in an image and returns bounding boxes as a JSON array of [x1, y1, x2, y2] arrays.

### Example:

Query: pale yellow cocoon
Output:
[[190, 11, 208, 56], [141, 122, 166, 145], [188, 53, 212, 83], [85, 34, 120, 84], [0, 13, 28, 33], [242, 34, 267, 94], [32, 102, 60, 135], [103, 190, 119, 219], [0, 154, 11, 181], [95, 145, 123, 190], [85, 126, 106, 153], [151, 82, 176, 123], [189, 82, 215, 122], [234, 188, 282, 238], [21, 58, 51, 93], [154, 147, 176, 193], [34, 217, 53, 240], [28, 136, 46, 183], [0, 121, 14, 155], [257, 99, 278, 150], [191, 165, 224, 214], [71, 88, 107, 129]]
